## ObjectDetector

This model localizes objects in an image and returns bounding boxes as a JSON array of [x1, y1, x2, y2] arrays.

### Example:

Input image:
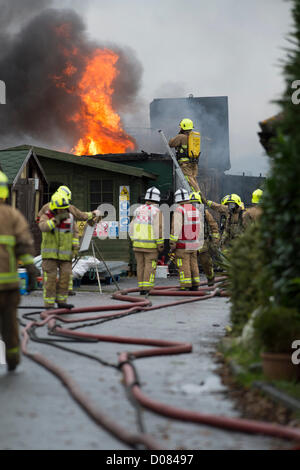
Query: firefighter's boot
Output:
[[57, 302, 74, 309]]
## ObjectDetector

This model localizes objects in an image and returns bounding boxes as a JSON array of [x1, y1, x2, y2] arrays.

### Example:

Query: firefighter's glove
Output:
[[157, 244, 164, 253], [93, 210, 103, 224], [26, 264, 40, 292]]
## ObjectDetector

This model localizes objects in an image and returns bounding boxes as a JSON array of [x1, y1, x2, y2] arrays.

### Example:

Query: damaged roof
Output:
[[0, 145, 158, 180]]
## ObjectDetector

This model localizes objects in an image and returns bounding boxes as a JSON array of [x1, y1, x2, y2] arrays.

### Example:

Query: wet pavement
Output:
[[0, 277, 289, 450]]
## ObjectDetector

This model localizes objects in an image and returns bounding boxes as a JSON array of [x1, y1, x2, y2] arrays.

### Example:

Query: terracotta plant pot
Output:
[[261, 352, 300, 382]]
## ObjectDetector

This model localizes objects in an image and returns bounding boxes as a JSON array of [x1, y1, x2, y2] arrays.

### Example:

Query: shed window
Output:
[[43, 182, 64, 205], [90, 179, 114, 210]]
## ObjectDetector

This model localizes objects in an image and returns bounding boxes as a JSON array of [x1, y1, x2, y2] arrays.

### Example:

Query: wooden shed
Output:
[[0, 145, 157, 261], [0, 147, 48, 253]]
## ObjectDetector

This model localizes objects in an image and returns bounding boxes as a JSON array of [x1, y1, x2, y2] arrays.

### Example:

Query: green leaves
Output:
[[260, 0, 300, 311], [225, 0, 300, 336], [253, 305, 300, 353]]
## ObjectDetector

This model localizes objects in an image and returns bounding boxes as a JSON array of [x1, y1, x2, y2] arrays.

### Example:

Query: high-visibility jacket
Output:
[[170, 203, 202, 251], [0, 202, 35, 291], [39, 210, 79, 261], [129, 204, 164, 250]]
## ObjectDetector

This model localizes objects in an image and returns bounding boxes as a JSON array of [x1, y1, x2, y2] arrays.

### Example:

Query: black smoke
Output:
[[0, 3, 143, 151]]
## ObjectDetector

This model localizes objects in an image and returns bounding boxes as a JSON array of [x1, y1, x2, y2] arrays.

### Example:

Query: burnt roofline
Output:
[[86, 152, 172, 162]]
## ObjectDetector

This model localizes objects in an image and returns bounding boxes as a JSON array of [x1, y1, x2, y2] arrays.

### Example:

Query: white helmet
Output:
[[174, 188, 190, 203], [145, 186, 161, 202]]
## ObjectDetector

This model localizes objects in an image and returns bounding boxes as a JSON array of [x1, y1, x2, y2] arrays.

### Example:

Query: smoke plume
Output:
[[0, 2, 143, 151]]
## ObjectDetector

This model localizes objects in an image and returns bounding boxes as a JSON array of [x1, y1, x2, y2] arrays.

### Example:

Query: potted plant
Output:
[[253, 305, 300, 381]]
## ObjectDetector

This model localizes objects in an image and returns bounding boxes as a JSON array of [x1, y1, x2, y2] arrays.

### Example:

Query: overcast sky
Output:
[[2, 0, 293, 175], [61, 0, 292, 176]]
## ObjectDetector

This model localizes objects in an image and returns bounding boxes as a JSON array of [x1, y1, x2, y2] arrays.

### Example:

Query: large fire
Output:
[[71, 49, 135, 155], [53, 25, 135, 155]]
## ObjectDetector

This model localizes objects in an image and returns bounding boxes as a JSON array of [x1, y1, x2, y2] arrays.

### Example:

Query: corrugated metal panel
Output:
[[222, 174, 265, 207], [150, 96, 231, 172]]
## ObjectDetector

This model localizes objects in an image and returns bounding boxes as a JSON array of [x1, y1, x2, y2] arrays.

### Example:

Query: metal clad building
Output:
[[150, 96, 231, 172]]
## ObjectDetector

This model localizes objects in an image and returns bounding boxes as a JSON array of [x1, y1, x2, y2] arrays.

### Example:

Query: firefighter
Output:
[[0, 171, 39, 371], [189, 192, 220, 286], [37, 185, 101, 296], [243, 189, 263, 227], [169, 118, 201, 192], [170, 188, 201, 291], [37, 185, 101, 225], [38, 192, 80, 309], [129, 187, 164, 295], [207, 194, 244, 252]]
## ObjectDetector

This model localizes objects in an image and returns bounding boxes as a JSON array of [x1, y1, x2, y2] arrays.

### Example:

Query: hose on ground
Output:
[[20, 279, 300, 449]]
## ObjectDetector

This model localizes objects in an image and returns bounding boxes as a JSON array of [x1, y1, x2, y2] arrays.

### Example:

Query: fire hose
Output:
[[20, 280, 300, 450]]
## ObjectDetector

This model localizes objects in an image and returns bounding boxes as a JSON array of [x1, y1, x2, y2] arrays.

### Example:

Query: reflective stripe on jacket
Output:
[[0, 203, 35, 291], [40, 211, 76, 261], [0, 235, 19, 285], [129, 204, 163, 250]]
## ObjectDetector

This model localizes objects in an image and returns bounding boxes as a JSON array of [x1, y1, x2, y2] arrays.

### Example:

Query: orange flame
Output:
[[70, 48, 135, 155], [52, 29, 135, 156]]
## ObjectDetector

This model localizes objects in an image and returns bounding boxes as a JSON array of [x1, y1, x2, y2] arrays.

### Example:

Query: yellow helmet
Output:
[[189, 191, 202, 204], [180, 118, 194, 131], [221, 193, 242, 207], [0, 171, 9, 199], [58, 185, 72, 201], [252, 189, 263, 204], [49, 192, 70, 211], [221, 195, 230, 205]]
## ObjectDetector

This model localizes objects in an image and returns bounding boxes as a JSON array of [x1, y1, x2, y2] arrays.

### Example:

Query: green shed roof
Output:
[[1, 145, 157, 180], [0, 149, 31, 184]]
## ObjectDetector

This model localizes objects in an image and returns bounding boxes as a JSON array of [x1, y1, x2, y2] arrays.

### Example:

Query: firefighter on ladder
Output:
[[0, 171, 39, 371], [169, 118, 201, 192], [170, 188, 202, 291], [129, 187, 164, 295], [37, 185, 101, 296], [38, 192, 80, 309]]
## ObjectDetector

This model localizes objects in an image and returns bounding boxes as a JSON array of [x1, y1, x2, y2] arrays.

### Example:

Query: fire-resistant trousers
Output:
[[134, 250, 158, 292], [0, 290, 21, 369], [198, 250, 215, 282], [180, 162, 200, 192], [42, 259, 72, 307], [175, 249, 200, 289]]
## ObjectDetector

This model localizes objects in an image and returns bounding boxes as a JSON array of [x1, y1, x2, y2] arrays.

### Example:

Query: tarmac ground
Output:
[[0, 277, 290, 450]]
